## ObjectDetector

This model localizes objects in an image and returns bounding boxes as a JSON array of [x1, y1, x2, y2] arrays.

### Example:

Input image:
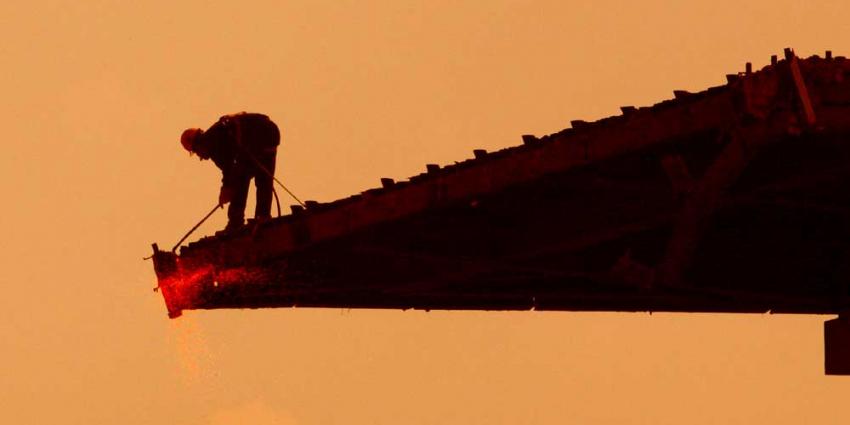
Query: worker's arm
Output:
[[218, 154, 251, 205], [206, 119, 241, 205], [213, 157, 236, 205]]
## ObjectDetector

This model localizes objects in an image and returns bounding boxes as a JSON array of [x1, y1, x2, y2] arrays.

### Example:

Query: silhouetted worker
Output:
[[180, 112, 281, 232]]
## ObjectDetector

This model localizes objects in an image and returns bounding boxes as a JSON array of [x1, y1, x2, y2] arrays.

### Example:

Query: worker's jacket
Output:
[[195, 113, 280, 190]]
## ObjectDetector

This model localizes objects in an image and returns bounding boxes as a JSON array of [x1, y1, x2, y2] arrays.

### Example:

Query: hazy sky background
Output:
[[3, 1, 850, 424]]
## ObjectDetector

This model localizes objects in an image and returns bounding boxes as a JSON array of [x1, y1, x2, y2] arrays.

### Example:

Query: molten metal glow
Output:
[[159, 263, 214, 318], [213, 266, 271, 287], [160, 260, 272, 317]]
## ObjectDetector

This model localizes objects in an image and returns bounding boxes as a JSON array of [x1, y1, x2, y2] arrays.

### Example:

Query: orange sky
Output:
[[3, 1, 850, 424]]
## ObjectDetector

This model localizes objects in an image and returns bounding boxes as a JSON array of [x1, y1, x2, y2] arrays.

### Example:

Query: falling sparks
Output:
[[168, 317, 217, 387]]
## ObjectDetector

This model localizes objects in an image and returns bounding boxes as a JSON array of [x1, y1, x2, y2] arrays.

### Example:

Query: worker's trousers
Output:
[[228, 148, 277, 226]]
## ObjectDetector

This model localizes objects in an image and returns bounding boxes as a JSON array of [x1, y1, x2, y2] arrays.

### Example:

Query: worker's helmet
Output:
[[180, 128, 203, 153]]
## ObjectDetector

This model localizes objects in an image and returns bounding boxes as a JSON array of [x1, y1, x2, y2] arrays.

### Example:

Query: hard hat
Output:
[[181, 128, 203, 153]]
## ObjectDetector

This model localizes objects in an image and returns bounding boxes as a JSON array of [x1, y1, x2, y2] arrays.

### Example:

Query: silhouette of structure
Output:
[[152, 49, 850, 374]]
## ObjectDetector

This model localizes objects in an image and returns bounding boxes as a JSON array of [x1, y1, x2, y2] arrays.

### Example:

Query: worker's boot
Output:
[[223, 219, 244, 233], [247, 215, 271, 236]]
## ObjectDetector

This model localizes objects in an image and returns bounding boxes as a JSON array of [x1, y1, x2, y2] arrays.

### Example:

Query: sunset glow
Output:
[[5, 1, 850, 424]]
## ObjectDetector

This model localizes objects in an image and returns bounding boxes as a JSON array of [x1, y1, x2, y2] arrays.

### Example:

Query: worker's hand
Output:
[[218, 186, 233, 205]]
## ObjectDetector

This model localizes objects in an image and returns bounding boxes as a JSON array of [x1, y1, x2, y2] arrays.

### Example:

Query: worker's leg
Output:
[[227, 168, 251, 229], [253, 148, 277, 219]]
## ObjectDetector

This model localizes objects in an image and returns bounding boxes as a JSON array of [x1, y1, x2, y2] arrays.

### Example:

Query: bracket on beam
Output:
[[825, 315, 850, 375], [786, 49, 817, 126], [660, 154, 694, 199]]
